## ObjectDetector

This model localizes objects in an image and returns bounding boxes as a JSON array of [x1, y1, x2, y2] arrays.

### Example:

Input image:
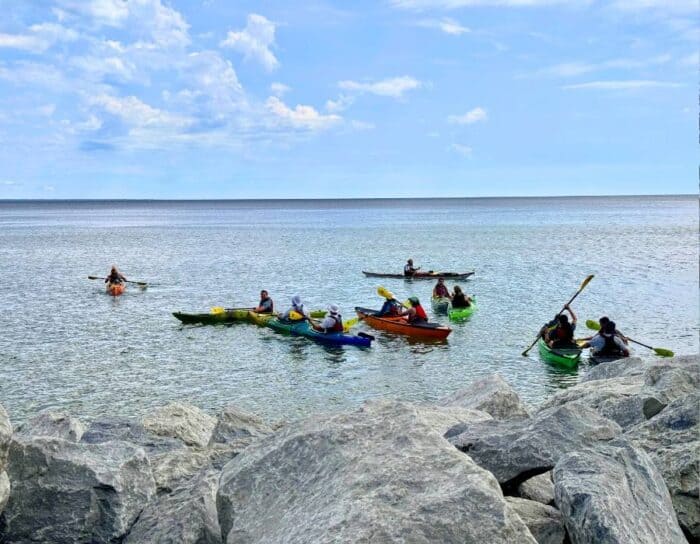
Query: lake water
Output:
[[0, 196, 697, 424]]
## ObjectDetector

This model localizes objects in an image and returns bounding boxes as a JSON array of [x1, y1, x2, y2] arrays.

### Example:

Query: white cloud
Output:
[[0, 180, 20, 186], [338, 76, 422, 98], [270, 82, 291, 96], [416, 18, 470, 34], [392, 0, 576, 8], [0, 61, 70, 90], [221, 14, 279, 71], [350, 120, 375, 130], [90, 94, 191, 129], [56, 0, 129, 27], [563, 80, 683, 90], [450, 143, 473, 156], [325, 94, 355, 112], [448, 107, 487, 124], [71, 55, 136, 81], [534, 55, 673, 78], [266, 96, 341, 130], [0, 22, 78, 53], [608, 0, 697, 15]]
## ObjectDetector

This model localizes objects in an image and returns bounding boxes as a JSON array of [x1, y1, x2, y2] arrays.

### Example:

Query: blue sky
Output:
[[0, 0, 696, 198]]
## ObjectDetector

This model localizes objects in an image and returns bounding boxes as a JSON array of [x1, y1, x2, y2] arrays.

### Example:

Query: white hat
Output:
[[292, 295, 302, 306], [328, 304, 340, 314]]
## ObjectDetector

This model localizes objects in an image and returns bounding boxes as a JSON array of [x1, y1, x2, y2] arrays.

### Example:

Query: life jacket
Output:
[[598, 333, 622, 355], [411, 304, 428, 322], [452, 294, 469, 308], [326, 314, 343, 333], [259, 297, 273, 313], [551, 322, 573, 341], [434, 284, 449, 297], [404, 265, 415, 276]]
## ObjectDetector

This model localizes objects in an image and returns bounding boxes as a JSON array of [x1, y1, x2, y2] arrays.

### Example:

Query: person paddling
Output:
[[312, 304, 344, 334], [280, 295, 309, 321], [580, 316, 628, 344], [433, 277, 450, 298], [544, 304, 577, 348], [450, 285, 472, 308], [254, 290, 274, 314], [404, 259, 420, 277], [105, 266, 126, 285], [376, 287, 403, 316], [581, 320, 630, 357], [402, 297, 428, 324]]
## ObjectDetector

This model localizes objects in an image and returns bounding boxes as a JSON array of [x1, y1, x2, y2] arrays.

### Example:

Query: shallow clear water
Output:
[[0, 196, 697, 424]]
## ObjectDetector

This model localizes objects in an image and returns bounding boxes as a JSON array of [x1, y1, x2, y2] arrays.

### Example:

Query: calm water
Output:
[[1, 196, 697, 424]]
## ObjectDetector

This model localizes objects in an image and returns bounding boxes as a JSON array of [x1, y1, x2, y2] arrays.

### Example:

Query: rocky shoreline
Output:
[[0, 354, 697, 543]]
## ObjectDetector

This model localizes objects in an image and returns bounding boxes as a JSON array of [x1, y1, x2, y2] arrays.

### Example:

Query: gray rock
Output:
[[581, 357, 646, 382], [505, 497, 565, 544], [125, 469, 221, 544], [518, 471, 555, 506], [3, 436, 156, 543], [217, 399, 537, 544], [438, 373, 531, 420], [626, 392, 700, 540], [82, 416, 185, 454], [0, 404, 12, 468], [143, 402, 216, 448], [209, 405, 273, 447], [448, 403, 621, 486], [150, 448, 212, 494], [0, 470, 9, 515], [642, 364, 698, 417], [554, 444, 687, 544], [15, 410, 86, 442]]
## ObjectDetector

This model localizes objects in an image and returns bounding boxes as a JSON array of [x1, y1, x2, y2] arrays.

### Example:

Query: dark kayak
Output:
[[362, 271, 474, 280], [173, 308, 250, 324], [266, 318, 372, 348]]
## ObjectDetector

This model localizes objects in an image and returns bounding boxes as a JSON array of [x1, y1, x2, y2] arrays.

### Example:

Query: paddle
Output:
[[585, 320, 674, 357], [211, 306, 254, 314], [88, 275, 148, 288], [521, 274, 595, 357]]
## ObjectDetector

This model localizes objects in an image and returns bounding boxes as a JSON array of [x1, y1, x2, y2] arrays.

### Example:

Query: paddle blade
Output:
[[653, 347, 674, 358], [87, 275, 104, 280], [343, 317, 360, 332], [210, 306, 225, 314], [579, 274, 595, 291], [586, 319, 601, 331]]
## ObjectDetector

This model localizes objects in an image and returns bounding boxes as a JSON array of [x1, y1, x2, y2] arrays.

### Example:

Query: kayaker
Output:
[[254, 290, 274, 314], [545, 305, 577, 348], [105, 266, 126, 284], [451, 285, 472, 308], [280, 295, 309, 321], [402, 296, 428, 324], [433, 278, 450, 298], [581, 320, 630, 357], [312, 304, 344, 334], [580, 316, 629, 345], [404, 259, 420, 277], [376, 287, 403, 317]]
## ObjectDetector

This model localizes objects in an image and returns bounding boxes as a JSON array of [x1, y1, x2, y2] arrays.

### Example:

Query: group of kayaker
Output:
[[432, 278, 473, 309], [250, 291, 345, 335], [375, 287, 428, 324]]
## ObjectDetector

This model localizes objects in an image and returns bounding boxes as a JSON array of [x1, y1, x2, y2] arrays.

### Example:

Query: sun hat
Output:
[[291, 295, 302, 306], [328, 304, 340, 314]]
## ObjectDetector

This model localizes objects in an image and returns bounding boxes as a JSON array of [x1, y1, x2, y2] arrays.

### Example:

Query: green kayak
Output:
[[448, 297, 477, 322], [538, 338, 581, 368], [173, 308, 250, 325], [431, 297, 451, 314]]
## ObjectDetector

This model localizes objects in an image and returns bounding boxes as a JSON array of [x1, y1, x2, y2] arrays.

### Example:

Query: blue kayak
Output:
[[266, 318, 372, 348]]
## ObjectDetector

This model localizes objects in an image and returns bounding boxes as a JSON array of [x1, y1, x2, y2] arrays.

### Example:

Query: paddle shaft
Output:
[[88, 275, 147, 287]]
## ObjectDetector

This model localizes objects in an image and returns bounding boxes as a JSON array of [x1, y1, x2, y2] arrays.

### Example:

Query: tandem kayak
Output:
[[537, 338, 581, 368], [362, 271, 474, 280], [448, 297, 477, 322], [173, 308, 250, 325], [431, 297, 451, 314], [106, 282, 125, 297], [355, 307, 451, 340], [266, 317, 372, 347], [247, 311, 275, 327]]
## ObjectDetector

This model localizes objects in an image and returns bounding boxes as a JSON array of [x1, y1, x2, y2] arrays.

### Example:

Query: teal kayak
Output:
[[448, 297, 477, 322], [266, 318, 372, 347], [431, 297, 451, 314], [538, 338, 581, 368]]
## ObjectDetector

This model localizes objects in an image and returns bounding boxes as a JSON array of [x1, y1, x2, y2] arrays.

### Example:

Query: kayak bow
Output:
[[537, 338, 581, 368]]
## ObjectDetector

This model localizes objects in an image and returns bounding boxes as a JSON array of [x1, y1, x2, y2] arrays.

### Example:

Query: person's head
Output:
[[599, 316, 610, 327], [603, 321, 616, 336], [407, 259, 413, 265], [260, 290, 268, 299], [291, 295, 302, 307], [437, 277, 445, 285], [111, 265, 118, 273], [453, 285, 462, 295], [557, 314, 569, 325], [408, 296, 420, 307], [328, 304, 340, 315]]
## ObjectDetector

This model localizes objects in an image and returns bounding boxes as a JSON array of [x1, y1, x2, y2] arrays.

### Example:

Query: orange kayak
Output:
[[106, 282, 125, 297], [355, 307, 451, 340]]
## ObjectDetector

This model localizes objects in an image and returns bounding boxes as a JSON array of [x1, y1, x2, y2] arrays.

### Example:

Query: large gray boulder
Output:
[[0, 404, 11, 468], [581, 357, 646, 382], [517, 471, 555, 506], [15, 410, 86, 442], [554, 444, 687, 543], [447, 403, 621, 486], [626, 392, 700, 540], [2, 436, 156, 543], [81, 416, 185, 455], [438, 374, 530, 420], [124, 469, 221, 544], [0, 471, 9, 515], [209, 405, 273, 446], [505, 497, 565, 544], [217, 399, 537, 544], [143, 403, 216, 448]]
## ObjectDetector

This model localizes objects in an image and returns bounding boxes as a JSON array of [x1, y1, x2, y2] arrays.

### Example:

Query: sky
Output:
[[0, 0, 696, 199]]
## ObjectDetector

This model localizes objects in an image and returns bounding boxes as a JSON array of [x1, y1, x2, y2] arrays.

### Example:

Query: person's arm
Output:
[[614, 336, 630, 356], [565, 304, 577, 324]]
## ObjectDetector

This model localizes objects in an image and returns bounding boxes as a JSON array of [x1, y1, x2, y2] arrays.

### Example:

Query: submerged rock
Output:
[[505, 497, 565, 544], [626, 392, 700, 540], [447, 403, 621, 486], [15, 410, 86, 442], [124, 469, 220, 544], [554, 444, 686, 544], [2, 436, 156, 543], [437, 373, 530, 420], [217, 399, 537, 544], [143, 402, 216, 448]]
